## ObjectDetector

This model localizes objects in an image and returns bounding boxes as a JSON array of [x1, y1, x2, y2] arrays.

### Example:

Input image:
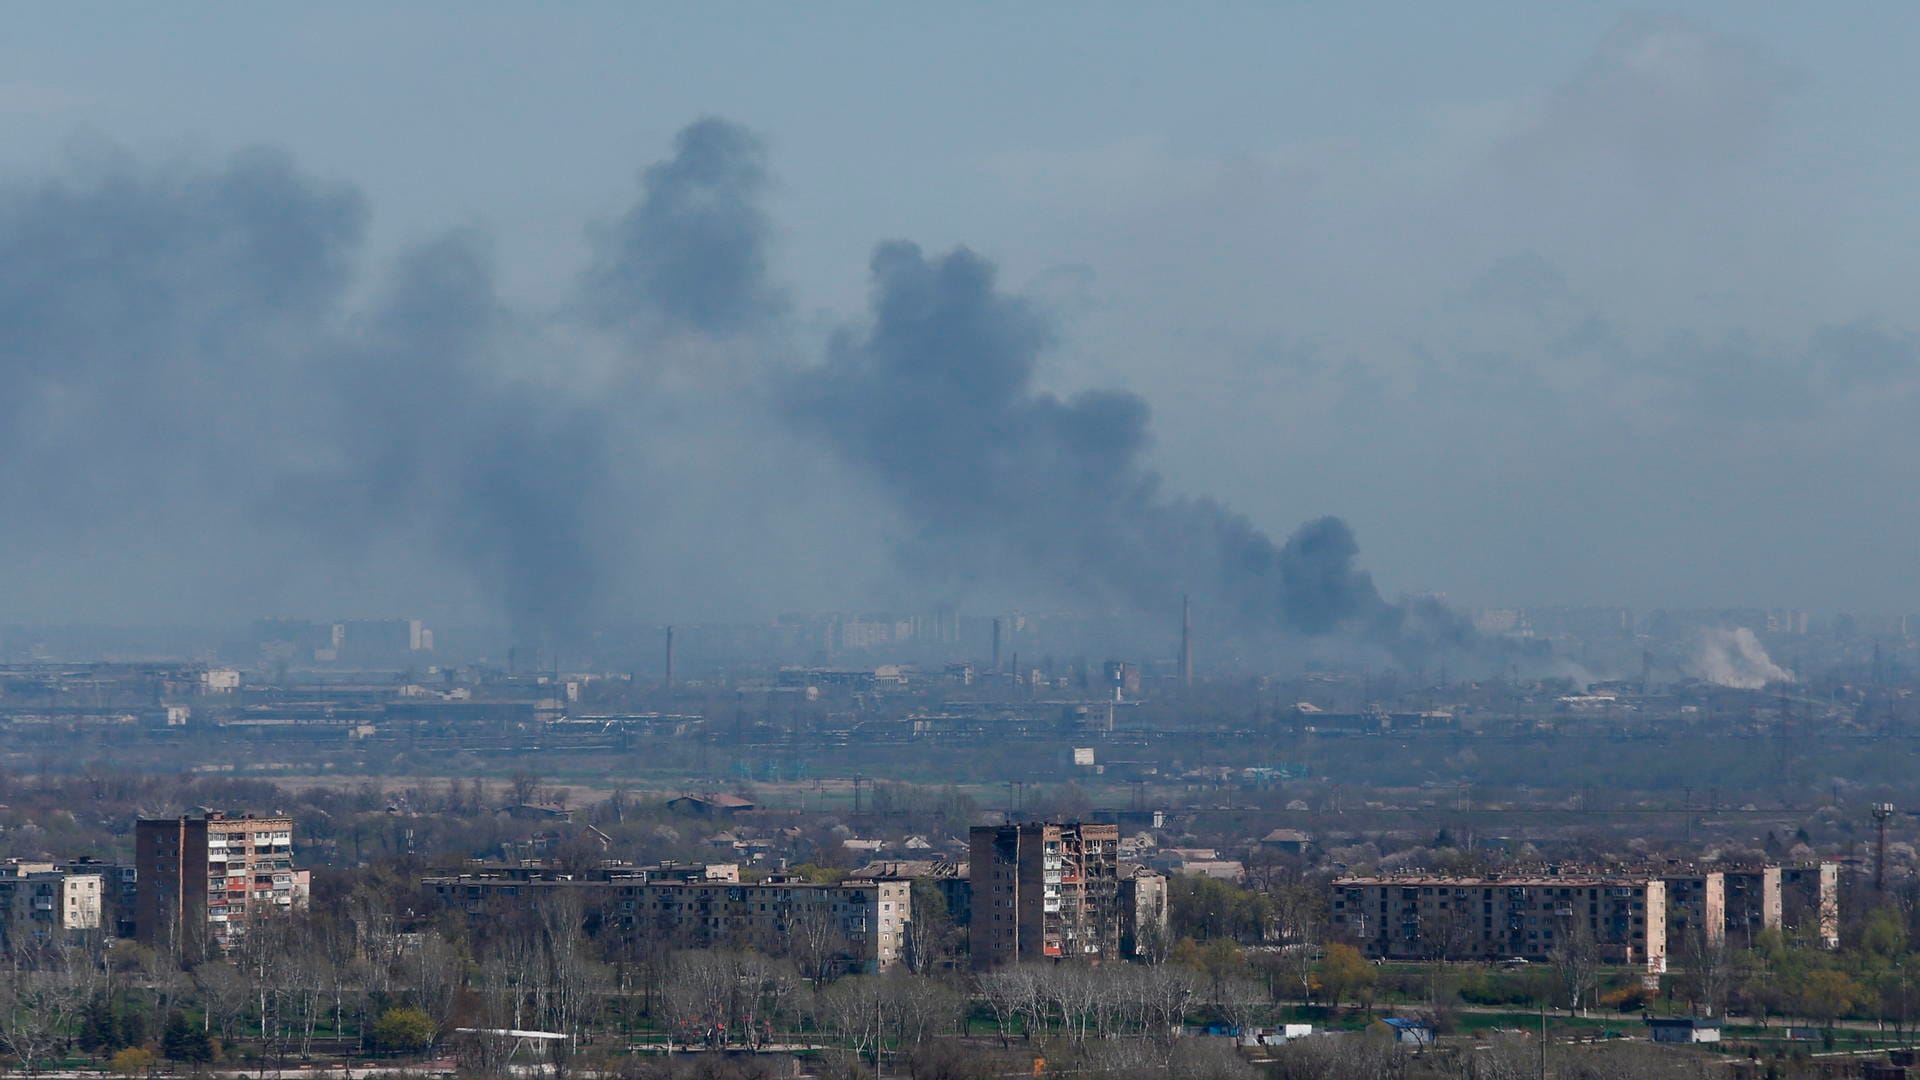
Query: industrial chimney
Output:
[[992, 617, 1003, 673], [664, 625, 676, 689]]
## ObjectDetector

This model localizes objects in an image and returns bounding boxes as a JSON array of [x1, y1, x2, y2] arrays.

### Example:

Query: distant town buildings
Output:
[[250, 617, 431, 666]]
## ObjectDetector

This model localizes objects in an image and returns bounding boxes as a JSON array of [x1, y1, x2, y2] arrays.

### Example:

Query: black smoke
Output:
[[582, 117, 784, 339], [798, 241, 1479, 662], [0, 117, 1479, 666]]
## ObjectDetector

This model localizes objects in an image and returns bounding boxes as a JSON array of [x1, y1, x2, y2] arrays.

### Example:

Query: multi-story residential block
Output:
[[1117, 862, 1171, 958], [58, 858, 138, 938], [1721, 867, 1782, 947], [1330, 873, 1668, 972], [424, 870, 909, 974], [1781, 862, 1840, 948], [0, 861, 102, 953], [1659, 869, 1726, 949], [136, 811, 301, 958], [846, 860, 973, 926], [969, 822, 1122, 970]]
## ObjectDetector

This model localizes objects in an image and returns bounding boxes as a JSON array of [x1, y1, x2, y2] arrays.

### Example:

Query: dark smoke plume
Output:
[[0, 116, 1477, 665], [582, 117, 784, 339], [798, 241, 1478, 661], [307, 231, 616, 643], [0, 121, 783, 643]]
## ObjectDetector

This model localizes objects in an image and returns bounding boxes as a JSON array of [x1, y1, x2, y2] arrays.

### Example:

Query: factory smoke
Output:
[[1690, 627, 1794, 689], [799, 242, 1481, 663], [0, 117, 1486, 665]]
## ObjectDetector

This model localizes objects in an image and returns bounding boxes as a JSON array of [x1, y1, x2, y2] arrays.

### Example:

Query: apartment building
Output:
[[1781, 862, 1840, 948], [846, 859, 972, 926], [1659, 870, 1726, 949], [1721, 867, 1781, 947], [136, 811, 302, 958], [59, 859, 139, 938], [969, 822, 1122, 970], [1118, 862, 1171, 958], [425, 870, 910, 974], [1330, 873, 1668, 972], [0, 861, 102, 953]]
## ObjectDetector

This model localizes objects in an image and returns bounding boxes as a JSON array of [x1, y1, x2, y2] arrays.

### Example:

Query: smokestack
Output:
[[1181, 594, 1193, 687], [992, 617, 1003, 673], [664, 625, 676, 689]]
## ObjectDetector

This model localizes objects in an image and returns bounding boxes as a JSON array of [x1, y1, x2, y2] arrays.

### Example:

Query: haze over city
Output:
[[5, 5, 1920, 650], [11, 10, 1920, 1080]]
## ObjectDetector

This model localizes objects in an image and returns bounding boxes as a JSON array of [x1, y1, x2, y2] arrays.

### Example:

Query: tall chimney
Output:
[[664, 626, 676, 689], [991, 618, 1003, 673], [1181, 594, 1193, 686]]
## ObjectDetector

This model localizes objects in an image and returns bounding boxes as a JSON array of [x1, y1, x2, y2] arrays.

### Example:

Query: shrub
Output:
[[110, 1047, 157, 1076], [371, 1006, 437, 1055]]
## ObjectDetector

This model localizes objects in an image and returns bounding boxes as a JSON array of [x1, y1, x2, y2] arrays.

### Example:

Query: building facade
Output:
[[1118, 863, 1171, 958], [425, 869, 910, 974], [969, 822, 1122, 970], [136, 811, 300, 958], [1781, 862, 1840, 948], [1330, 873, 1668, 972], [1721, 867, 1782, 947], [1660, 870, 1726, 949], [0, 861, 102, 953], [59, 859, 139, 938]]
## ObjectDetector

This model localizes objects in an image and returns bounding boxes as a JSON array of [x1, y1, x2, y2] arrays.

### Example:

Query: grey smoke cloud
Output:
[[798, 241, 1481, 663], [0, 117, 1507, 665], [0, 121, 784, 643], [582, 117, 784, 340]]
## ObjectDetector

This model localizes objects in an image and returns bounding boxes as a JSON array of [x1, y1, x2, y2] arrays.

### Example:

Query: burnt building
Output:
[[135, 811, 302, 959], [969, 822, 1122, 969]]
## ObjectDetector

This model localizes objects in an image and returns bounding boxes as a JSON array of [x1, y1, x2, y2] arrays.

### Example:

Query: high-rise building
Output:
[[135, 811, 302, 958], [969, 822, 1121, 970]]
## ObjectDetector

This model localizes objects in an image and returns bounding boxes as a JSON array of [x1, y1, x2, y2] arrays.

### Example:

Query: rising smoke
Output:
[[0, 123, 782, 645], [0, 119, 1487, 666], [798, 242, 1483, 664], [581, 117, 785, 341], [1690, 627, 1794, 689]]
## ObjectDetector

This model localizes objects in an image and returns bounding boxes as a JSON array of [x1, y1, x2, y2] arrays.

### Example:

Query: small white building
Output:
[[1240, 1024, 1313, 1047]]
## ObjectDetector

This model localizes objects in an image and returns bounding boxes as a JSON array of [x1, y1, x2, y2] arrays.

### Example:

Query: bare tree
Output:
[[194, 960, 253, 1043], [1549, 918, 1601, 1015], [977, 965, 1032, 1047], [816, 974, 884, 1067], [399, 930, 467, 1043], [0, 944, 90, 1074], [1676, 927, 1734, 1018], [883, 968, 962, 1049], [508, 771, 542, 808], [1137, 963, 1197, 1046], [786, 896, 850, 985]]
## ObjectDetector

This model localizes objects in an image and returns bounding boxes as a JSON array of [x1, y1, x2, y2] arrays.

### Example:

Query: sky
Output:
[[3, 4, 1920, 636]]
